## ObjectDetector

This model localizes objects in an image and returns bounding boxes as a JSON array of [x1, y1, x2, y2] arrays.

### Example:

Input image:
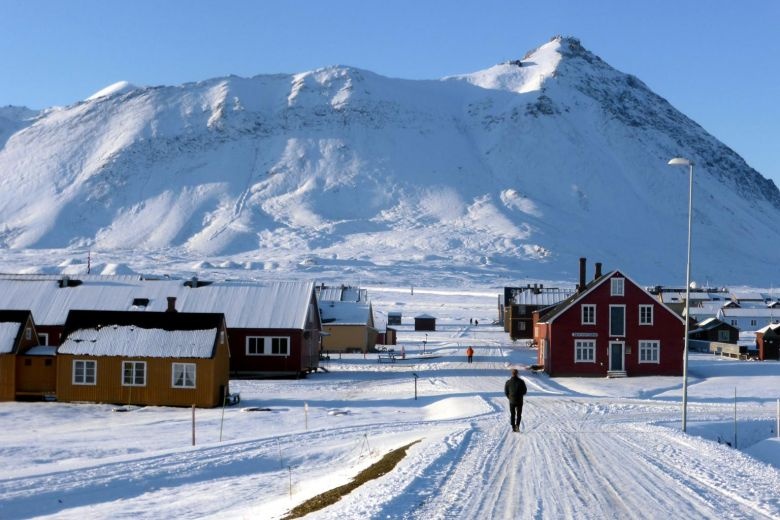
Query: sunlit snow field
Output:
[[1, 285, 778, 519]]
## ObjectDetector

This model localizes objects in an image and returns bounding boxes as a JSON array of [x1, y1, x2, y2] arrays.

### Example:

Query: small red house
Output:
[[534, 261, 684, 377]]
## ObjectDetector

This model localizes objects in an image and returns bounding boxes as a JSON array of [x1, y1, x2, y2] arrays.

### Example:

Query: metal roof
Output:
[[0, 275, 315, 329]]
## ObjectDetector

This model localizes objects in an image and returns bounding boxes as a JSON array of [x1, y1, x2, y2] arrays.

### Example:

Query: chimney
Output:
[[594, 262, 603, 280], [578, 257, 587, 292], [166, 296, 178, 313]]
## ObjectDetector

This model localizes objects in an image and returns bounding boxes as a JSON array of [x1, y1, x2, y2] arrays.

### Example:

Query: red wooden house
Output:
[[534, 260, 684, 377]]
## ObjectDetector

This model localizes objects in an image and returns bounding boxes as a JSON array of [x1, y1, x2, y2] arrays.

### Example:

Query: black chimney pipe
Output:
[[579, 257, 586, 292], [595, 262, 603, 280]]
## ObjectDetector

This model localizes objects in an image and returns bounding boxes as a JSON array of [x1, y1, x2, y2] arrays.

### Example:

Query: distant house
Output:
[[689, 318, 739, 344], [0, 310, 51, 401], [414, 314, 436, 332], [56, 310, 230, 408], [319, 300, 378, 353], [716, 307, 780, 332], [534, 259, 684, 377], [0, 275, 322, 378], [503, 284, 575, 339]]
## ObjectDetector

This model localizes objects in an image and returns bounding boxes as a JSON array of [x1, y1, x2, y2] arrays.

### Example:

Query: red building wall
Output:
[[540, 272, 684, 377]]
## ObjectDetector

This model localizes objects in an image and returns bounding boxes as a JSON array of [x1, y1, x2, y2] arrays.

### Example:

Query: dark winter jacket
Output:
[[504, 375, 527, 404]]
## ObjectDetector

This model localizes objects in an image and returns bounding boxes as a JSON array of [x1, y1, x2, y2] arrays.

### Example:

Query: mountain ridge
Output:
[[0, 36, 776, 285]]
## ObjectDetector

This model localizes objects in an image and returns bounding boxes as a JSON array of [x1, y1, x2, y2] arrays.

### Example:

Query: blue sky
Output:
[[1, 0, 778, 184]]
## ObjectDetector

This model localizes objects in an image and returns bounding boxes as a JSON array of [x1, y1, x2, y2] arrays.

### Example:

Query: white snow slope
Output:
[[0, 36, 778, 286], [0, 286, 778, 519]]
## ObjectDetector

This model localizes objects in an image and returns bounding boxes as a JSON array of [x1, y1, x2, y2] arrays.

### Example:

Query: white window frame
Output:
[[611, 277, 625, 296], [172, 363, 196, 388], [25, 327, 32, 340], [581, 304, 596, 325], [639, 305, 654, 325], [246, 336, 290, 357], [610, 305, 626, 337], [638, 340, 660, 364], [39, 332, 49, 345], [122, 361, 147, 387], [574, 339, 596, 363], [73, 359, 97, 385]]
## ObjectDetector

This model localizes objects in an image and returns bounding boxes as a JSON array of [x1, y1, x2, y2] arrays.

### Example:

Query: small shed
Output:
[[756, 324, 780, 361], [387, 312, 402, 326], [414, 314, 436, 332], [377, 327, 397, 346]]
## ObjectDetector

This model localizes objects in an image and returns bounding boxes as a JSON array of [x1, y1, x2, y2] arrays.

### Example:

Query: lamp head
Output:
[[668, 157, 693, 166]]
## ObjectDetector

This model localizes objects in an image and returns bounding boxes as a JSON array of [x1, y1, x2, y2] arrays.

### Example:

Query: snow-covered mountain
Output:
[[0, 36, 777, 285]]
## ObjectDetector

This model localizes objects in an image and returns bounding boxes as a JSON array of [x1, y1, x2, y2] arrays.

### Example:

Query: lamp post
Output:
[[668, 157, 693, 433]]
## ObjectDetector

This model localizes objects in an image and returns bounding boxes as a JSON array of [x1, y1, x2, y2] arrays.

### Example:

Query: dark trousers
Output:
[[509, 401, 523, 428]]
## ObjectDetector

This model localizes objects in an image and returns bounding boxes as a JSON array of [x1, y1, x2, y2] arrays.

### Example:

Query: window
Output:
[[73, 360, 96, 385], [24, 358, 32, 366], [25, 327, 32, 340], [639, 305, 653, 325], [172, 363, 196, 388], [575, 340, 596, 362], [750, 319, 757, 327], [39, 332, 49, 345], [610, 305, 626, 336], [246, 336, 290, 356], [581, 304, 596, 325], [730, 320, 738, 327], [518, 321, 526, 331], [611, 277, 625, 296], [639, 341, 660, 363], [44, 359, 52, 367], [122, 361, 147, 386], [717, 330, 730, 342]]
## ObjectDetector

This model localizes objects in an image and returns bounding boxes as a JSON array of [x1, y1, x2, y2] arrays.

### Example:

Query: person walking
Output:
[[504, 368, 527, 432], [466, 346, 474, 363]]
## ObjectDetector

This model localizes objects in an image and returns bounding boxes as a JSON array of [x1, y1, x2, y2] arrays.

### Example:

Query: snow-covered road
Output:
[[1, 331, 779, 520]]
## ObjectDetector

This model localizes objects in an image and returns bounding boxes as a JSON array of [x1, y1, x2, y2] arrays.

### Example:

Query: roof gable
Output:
[[540, 270, 684, 325]]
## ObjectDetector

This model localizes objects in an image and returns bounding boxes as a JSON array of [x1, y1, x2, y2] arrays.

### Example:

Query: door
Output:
[[609, 341, 625, 372]]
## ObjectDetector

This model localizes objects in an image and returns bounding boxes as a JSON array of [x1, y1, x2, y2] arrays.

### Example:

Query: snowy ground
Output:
[[1, 286, 779, 519]]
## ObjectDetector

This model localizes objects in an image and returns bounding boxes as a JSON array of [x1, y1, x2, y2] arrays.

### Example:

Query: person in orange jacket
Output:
[[466, 346, 474, 363]]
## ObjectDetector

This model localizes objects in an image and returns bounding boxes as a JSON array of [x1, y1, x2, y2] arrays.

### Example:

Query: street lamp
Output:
[[668, 157, 694, 433]]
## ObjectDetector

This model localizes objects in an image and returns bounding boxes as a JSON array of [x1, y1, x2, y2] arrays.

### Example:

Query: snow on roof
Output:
[[24, 345, 56, 356], [59, 326, 218, 358], [718, 308, 780, 318], [415, 313, 435, 319], [320, 301, 371, 325], [0, 276, 314, 329], [0, 322, 21, 354], [730, 291, 765, 301], [512, 288, 574, 306], [317, 285, 368, 303]]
